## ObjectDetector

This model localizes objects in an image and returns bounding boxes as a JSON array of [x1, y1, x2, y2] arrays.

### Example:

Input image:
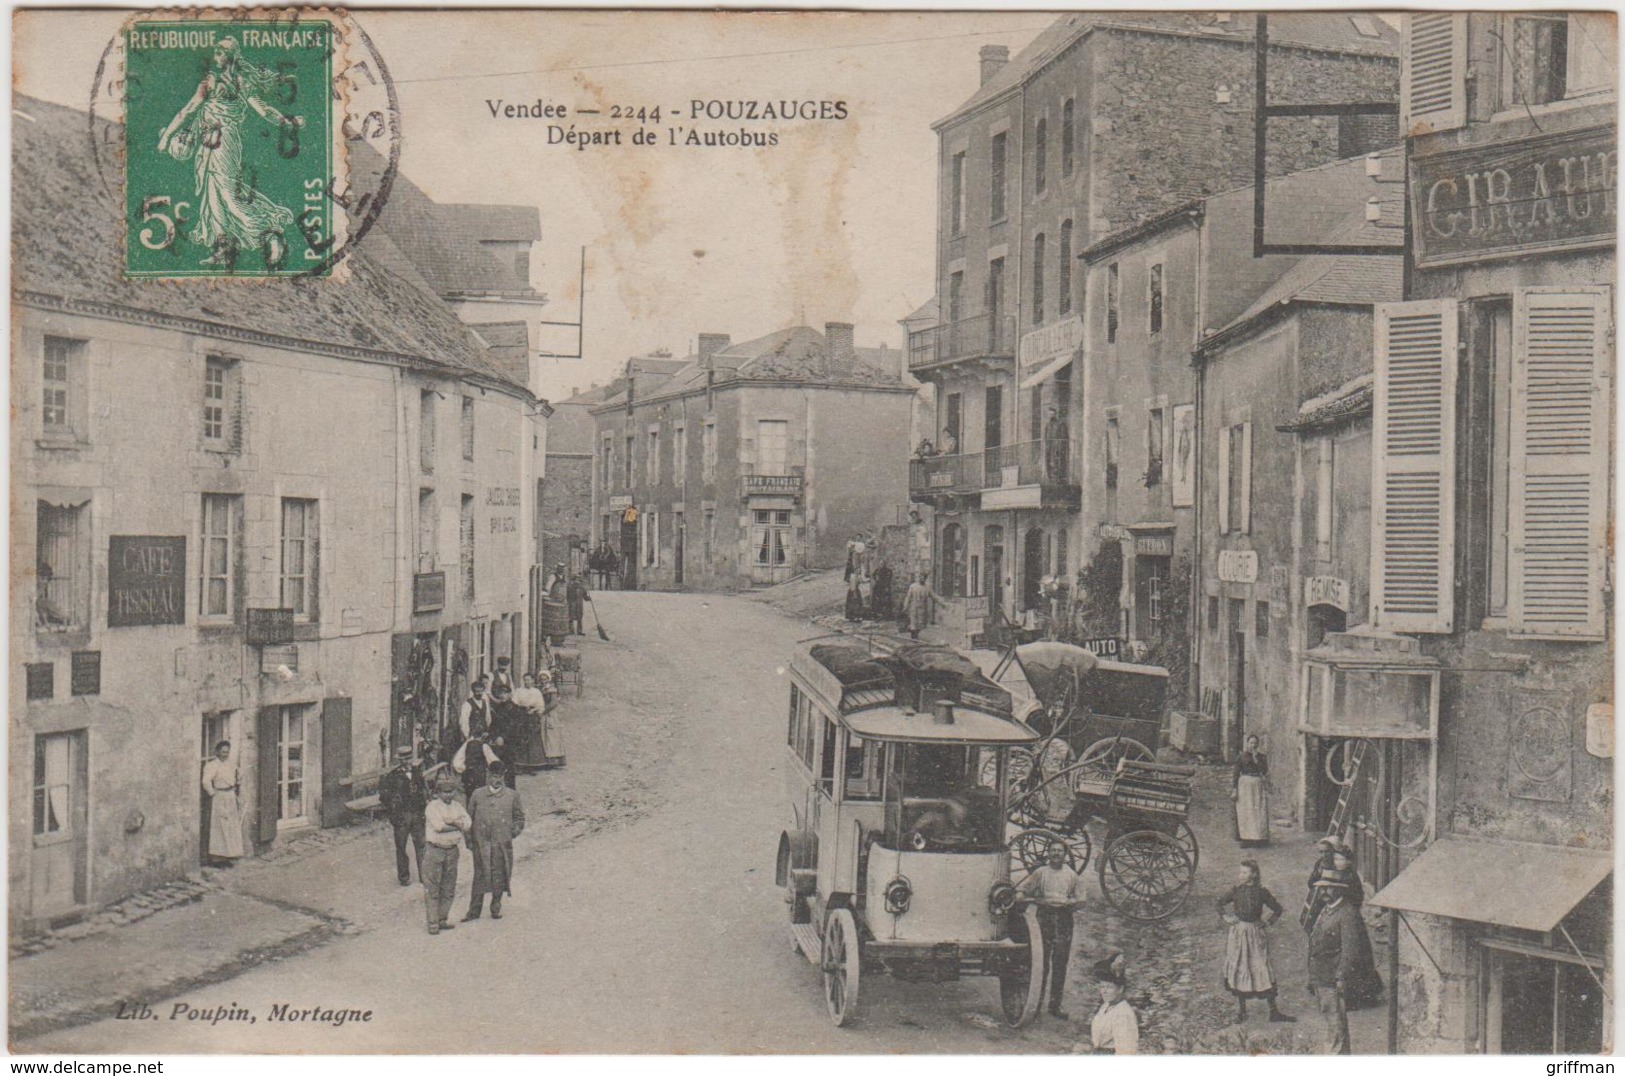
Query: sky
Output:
[[14, 10, 1050, 399]]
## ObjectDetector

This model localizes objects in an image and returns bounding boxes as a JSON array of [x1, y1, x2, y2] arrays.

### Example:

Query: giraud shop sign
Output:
[[1412, 124, 1617, 268]]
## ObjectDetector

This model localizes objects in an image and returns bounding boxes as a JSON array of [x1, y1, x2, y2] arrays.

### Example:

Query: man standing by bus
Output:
[[1018, 840, 1087, 1019]]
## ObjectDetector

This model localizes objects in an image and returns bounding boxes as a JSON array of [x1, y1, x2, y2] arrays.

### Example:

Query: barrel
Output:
[[542, 598, 570, 643]]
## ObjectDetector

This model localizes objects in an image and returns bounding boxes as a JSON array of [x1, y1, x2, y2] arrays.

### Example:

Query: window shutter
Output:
[[1402, 13, 1466, 136], [1371, 300, 1458, 633], [256, 707, 281, 842], [1217, 425, 1231, 534], [1239, 422, 1253, 535], [1509, 288, 1612, 639]]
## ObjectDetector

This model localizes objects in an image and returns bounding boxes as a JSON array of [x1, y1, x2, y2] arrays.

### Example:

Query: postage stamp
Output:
[[123, 14, 340, 278]]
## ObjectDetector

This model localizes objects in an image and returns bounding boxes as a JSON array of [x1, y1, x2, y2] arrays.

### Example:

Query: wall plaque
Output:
[[107, 536, 187, 627], [70, 650, 101, 696]]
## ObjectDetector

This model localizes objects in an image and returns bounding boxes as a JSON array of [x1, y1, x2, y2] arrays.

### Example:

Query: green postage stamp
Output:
[[124, 15, 340, 278]]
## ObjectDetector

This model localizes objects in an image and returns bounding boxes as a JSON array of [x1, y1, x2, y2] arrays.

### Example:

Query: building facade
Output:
[[592, 324, 914, 592], [910, 13, 1400, 644], [1363, 12, 1615, 1055], [11, 96, 547, 931], [539, 389, 598, 576]]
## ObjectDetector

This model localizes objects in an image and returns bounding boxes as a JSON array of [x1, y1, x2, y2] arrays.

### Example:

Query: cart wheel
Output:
[[821, 907, 861, 1027], [1077, 736, 1155, 784], [1000, 904, 1046, 1028], [1010, 826, 1092, 886], [1098, 829, 1195, 922], [1173, 818, 1199, 873]]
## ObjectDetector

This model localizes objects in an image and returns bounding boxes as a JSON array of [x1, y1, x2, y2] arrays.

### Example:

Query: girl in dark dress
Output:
[[1218, 860, 1295, 1024]]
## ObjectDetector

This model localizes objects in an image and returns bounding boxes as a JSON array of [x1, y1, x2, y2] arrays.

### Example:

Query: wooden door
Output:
[[319, 697, 352, 828]]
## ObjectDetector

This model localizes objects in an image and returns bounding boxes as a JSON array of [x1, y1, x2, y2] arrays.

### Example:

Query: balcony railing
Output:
[[983, 438, 1077, 489], [908, 451, 985, 498], [908, 312, 1018, 369]]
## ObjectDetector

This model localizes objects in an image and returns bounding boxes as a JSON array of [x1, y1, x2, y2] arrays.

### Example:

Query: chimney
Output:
[[979, 45, 1009, 86], [698, 333, 731, 366], [825, 322, 855, 370]]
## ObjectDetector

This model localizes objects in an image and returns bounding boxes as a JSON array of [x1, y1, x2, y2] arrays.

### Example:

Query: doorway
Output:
[[31, 730, 88, 916], [674, 512, 685, 586], [1022, 528, 1045, 610], [199, 712, 233, 865], [1227, 598, 1247, 751], [984, 525, 1006, 619], [620, 516, 638, 589]]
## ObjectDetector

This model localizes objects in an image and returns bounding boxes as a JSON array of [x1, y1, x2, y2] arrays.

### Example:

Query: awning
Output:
[[1369, 835, 1612, 932], [1019, 352, 1073, 390]]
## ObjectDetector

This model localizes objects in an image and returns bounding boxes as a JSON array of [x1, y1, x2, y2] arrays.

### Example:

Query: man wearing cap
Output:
[[1306, 870, 1363, 1053], [463, 760, 526, 921], [566, 574, 590, 636], [378, 745, 428, 886], [1017, 840, 1086, 1019], [422, 774, 471, 935]]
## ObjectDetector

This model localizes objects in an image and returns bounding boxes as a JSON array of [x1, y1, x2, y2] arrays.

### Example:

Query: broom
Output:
[[588, 596, 610, 642]]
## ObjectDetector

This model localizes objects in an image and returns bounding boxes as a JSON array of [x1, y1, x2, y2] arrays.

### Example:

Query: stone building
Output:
[[11, 96, 547, 930], [1360, 13, 1615, 1055], [591, 325, 914, 591], [539, 387, 598, 576], [909, 12, 1399, 643]]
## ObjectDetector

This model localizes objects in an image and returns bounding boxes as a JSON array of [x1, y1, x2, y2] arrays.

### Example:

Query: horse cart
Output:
[[775, 641, 1050, 1028], [1001, 642, 1200, 922]]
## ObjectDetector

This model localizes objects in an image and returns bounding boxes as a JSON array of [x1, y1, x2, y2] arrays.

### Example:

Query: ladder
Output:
[[1300, 738, 1370, 928]]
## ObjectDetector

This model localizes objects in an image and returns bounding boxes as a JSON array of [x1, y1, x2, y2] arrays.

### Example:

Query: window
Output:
[[819, 715, 839, 796], [753, 508, 792, 567], [460, 494, 475, 602], [460, 396, 475, 462], [278, 705, 309, 825], [1030, 386, 1045, 441], [200, 494, 239, 620], [1033, 117, 1047, 196], [202, 356, 240, 451], [948, 271, 964, 326], [1219, 423, 1252, 534], [1255, 600, 1271, 639], [990, 131, 1008, 221], [950, 151, 966, 234], [1207, 595, 1220, 632], [644, 510, 660, 568], [945, 392, 963, 448], [33, 733, 74, 837], [1104, 411, 1120, 489], [1147, 407, 1165, 486], [42, 336, 85, 439], [1316, 438, 1335, 563], [280, 499, 317, 619], [1500, 13, 1616, 109], [673, 425, 687, 487], [417, 488, 437, 571], [1031, 233, 1046, 324], [758, 419, 789, 475], [1149, 263, 1164, 334], [624, 435, 634, 487], [419, 390, 436, 473], [844, 734, 883, 800], [987, 257, 1006, 328], [1061, 98, 1075, 176], [1106, 263, 1119, 343], [787, 684, 817, 771], [703, 507, 715, 565], [647, 427, 660, 484], [36, 500, 89, 632], [702, 421, 717, 482], [599, 436, 613, 494], [1058, 220, 1073, 316]]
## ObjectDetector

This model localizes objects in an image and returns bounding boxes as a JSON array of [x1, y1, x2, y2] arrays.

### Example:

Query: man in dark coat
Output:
[[1306, 870, 1368, 1054], [871, 562, 894, 620], [566, 575, 590, 635], [463, 761, 526, 921], [457, 677, 494, 797], [378, 746, 427, 886]]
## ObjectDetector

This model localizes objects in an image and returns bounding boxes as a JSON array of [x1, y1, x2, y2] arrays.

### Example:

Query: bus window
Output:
[[844, 735, 883, 800], [787, 683, 801, 750], [886, 742, 1004, 852], [818, 715, 839, 796]]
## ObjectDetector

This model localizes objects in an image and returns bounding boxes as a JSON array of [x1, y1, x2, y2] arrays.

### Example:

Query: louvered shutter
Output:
[[1402, 13, 1466, 136], [1371, 300, 1458, 633], [1217, 425, 1231, 534], [1509, 288, 1612, 639], [1239, 422, 1253, 535]]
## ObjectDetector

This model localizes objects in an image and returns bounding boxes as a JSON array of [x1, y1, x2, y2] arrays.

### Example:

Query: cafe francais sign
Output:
[[1412, 124, 1616, 268]]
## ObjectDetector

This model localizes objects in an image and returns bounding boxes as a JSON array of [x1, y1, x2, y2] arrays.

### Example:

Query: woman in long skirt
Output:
[[200, 741, 245, 864], [1218, 860, 1294, 1023], [1232, 734, 1271, 845]]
